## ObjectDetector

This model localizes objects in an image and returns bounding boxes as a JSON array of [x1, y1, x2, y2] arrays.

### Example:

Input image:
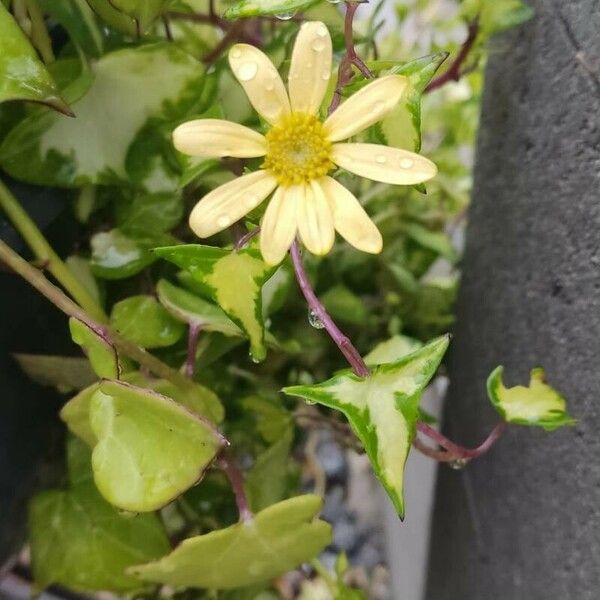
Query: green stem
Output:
[[25, 0, 55, 63], [0, 178, 107, 322], [0, 238, 196, 392]]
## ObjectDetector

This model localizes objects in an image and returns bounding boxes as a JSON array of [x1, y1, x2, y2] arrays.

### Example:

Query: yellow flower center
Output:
[[262, 113, 334, 187]]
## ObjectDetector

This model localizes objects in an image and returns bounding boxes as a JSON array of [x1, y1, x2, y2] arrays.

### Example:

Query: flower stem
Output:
[[289, 241, 369, 377], [0, 238, 199, 394], [415, 421, 507, 461], [218, 454, 253, 522], [0, 179, 107, 323], [185, 322, 202, 378]]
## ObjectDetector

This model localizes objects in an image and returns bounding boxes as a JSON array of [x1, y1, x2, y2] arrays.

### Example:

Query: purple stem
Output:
[[235, 227, 260, 250], [416, 421, 508, 460], [290, 241, 370, 377], [185, 322, 202, 378], [218, 454, 253, 522]]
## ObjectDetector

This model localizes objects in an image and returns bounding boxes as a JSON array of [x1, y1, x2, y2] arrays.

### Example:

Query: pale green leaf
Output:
[[85, 0, 137, 35], [69, 317, 119, 378], [225, 0, 319, 18], [284, 336, 449, 517], [13, 353, 96, 392], [0, 43, 203, 187], [462, 0, 534, 36], [155, 245, 277, 361], [60, 382, 100, 446], [487, 367, 576, 431], [110, 295, 185, 349], [89, 379, 224, 512], [156, 279, 242, 337], [364, 335, 423, 366], [128, 495, 331, 589], [29, 438, 169, 593], [0, 3, 70, 114]]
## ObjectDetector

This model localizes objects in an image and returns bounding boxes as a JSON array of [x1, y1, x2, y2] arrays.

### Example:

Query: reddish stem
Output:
[[235, 227, 260, 250], [425, 20, 479, 93], [415, 421, 508, 461], [185, 322, 202, 378], [218, 454, 253, 522], [289, 241, 370, 377]]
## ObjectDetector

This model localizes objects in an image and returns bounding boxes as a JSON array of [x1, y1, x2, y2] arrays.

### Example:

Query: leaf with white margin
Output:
[[29, 437, 169, 593], [0, 3, 71, 114], [156, 279, 242, 337], [487, 367, 576, 432], [128, 495, 331, 589], [284, 336, 449, 517], [89, 379, 225, 512], [364, 335, 423, 366], [0, 43, 203, 187], [155, 245, 277, 361], [69, 318, 119, 378]]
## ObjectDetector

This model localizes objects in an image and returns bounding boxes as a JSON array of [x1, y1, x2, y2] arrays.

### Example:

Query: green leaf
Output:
[[89, 379, 224, 512], [487, 367, 576, 431], [379, 53, 447, 152], [110, 295, 185, 349], [224, 0, 319, 18], [462, 0, 534, 36], [115, 190, 184, 235], [155, 245, 277, 361], [69, 317, 119, 378], [90, 229, 170, 280], [245, 430, 294, 512], [0, 43, 203, 187], [364, 335, 423, 366], [38, 0, 104, 57], [284, 336, 449, 517], [128, 495, 331, 589], [0, 3, 70, 114], [402, 222, 458, 263], [29, 437, 169, 593], [240, 395, 293, 444], [320, 284, 369, 326], [84, 0, 137, 35], [156, 279, 242, 337], [109, 0, 171, 32], [13, 353, 96, 392], [60, 382, 101, 446]]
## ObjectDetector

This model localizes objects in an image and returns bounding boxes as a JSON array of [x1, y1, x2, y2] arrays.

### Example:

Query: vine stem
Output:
[[415, 421, 508, 461], [0, 239, 199, 393], [217, 454, 253, 522], [289, 241, 369, 377], [0, 179, 107, 322], [424, 19, 479, 93]]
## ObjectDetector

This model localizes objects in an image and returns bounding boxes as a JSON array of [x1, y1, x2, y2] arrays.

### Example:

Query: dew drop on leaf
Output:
[[275, 11, 296, 20], [308, 308, 325, 329], [448, 458, 469, 470]]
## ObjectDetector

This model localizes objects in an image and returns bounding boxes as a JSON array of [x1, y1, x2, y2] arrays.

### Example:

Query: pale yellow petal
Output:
[[323, 75, 408, 142], [189, 171, 277, 238], [260, 186, 298, 265], [332, 143, 437, 185], [288, 21, 333, 114], [173, 119, 267, 158], [228, 44, 290, 126], [317, 176, 382, 254], [297, 180, 335, 256]]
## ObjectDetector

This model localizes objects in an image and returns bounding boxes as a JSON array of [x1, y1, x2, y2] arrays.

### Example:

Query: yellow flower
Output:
[[173, 21, 437, 266]]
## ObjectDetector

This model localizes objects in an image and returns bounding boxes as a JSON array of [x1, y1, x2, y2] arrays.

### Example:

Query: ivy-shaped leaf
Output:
[[284, 336, 449, 517], [0, 3, 71, 114], [155, 245, 277, 361], [487, 367, 576, 431], [128, 495, 331, 589], [156, 279, 242, 337], [69, 318, 119, 378], [364, 335, 423, 366], [379, 53, 447, 152], [224, 0, 320, 19], [110, 295, 186, 349], [89, 379, 225, 512], [29, 437, 170, 593], [0, 43, 204, 187]]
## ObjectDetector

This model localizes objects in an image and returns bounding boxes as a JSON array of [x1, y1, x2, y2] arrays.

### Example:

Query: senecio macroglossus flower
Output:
[[173, 21, 437, 266]]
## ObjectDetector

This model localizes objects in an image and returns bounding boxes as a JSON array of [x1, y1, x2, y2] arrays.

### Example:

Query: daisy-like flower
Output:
[[173, 21, 437, 266]]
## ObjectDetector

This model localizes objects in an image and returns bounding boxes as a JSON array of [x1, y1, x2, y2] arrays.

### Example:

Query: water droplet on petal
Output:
[[230, 47, 242, 59], [217, 215, 231, 228], [372, 100, 386, 112], [312, 39, 326, 52], [400, 158, 414, 169], [448, 458, 469, 470], [308, 308, 325, 329], [375, 154, 387, 164], [275, 10, 295, 20], [244, 195, 259, 208], [327, 0, 341, 5], [237, 61, 258, 82]]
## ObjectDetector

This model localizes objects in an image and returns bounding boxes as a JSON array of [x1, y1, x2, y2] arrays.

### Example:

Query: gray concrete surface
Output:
[[425, 1, 600, 599]]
